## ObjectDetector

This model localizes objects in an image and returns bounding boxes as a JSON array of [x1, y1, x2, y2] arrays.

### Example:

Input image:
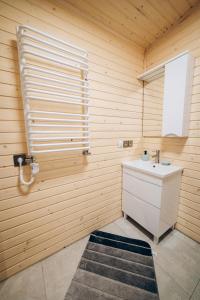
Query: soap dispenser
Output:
[[141, 150, 149, 161]]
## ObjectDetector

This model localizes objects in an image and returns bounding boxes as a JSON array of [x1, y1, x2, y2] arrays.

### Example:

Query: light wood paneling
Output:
[[144, 7, 200, 243], [0, 0, 144, 280], [0, 0, 200, 281], [64, 0, 200, 48]]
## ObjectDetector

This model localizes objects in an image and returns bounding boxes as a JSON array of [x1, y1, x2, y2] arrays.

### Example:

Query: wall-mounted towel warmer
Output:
[[15, 25, 90, 185], [16, 25, 90, 155]]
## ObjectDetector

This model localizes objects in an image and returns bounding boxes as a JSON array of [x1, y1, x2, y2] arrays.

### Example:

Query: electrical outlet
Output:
[[128, 140, 133, 147], [13, 154, 27, 167], [13, 154, 34, 167], [123, 140, 129, 148], [117, 140, 133, 148]]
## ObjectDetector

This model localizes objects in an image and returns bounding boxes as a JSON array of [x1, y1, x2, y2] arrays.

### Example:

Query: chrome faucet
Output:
[[152, 150, 160, 164]]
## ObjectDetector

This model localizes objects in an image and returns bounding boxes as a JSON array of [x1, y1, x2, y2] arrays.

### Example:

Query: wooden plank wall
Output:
[[144, 8, 200, 243], [0, 0, 144, 279]]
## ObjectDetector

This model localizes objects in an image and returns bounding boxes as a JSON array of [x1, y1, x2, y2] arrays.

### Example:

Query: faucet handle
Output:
[[152, 149, 160, 164], [152, 149, 160, 153], [152, 149, 159, 155]]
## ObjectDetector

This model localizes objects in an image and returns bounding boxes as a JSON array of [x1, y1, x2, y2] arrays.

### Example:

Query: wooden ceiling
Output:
[[64, 0, 200, 48]]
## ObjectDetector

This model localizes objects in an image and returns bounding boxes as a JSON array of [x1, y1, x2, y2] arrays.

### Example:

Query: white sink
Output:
[[122, 159, 183, 178]]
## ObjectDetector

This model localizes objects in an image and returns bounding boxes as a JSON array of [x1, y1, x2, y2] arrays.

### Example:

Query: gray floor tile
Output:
[[0, 262, 46, 300], [155, 263, 189, 300], [115, 217, 150, 239], [100, 220, 128, 237], [190, 280, 200, 300], [42, 236, 88, 300], [0, 218, 199, 300], [116, 217, 200, 296], [173, 230, 200, 264], [155, 231, 200, 295], [115, 218, 162, 252]]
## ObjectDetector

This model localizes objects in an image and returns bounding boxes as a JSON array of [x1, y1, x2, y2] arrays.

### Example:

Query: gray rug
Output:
[[65, 230, 159, 300]]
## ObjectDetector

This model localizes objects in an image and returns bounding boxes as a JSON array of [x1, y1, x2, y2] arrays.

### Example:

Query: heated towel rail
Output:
[[16, 25, 90, 156]]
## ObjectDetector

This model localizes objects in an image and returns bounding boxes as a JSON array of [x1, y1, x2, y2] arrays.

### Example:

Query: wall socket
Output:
[[13, 154, 34, 167], [117, 140, 133, 148], [123, 140, 129, 148], [128, 140, 133, 147]]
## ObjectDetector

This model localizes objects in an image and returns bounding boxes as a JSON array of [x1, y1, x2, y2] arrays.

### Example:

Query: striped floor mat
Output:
[[65, 230, 159, 300]]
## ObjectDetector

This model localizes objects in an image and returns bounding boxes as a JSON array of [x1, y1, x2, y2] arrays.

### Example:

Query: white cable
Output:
[[18, 157, 39, 186]]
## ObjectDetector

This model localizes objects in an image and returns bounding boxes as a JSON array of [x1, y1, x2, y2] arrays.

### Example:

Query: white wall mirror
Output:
[[143, 75, 164, 137]]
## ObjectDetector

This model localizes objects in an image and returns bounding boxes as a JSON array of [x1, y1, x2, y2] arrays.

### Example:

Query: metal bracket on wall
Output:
[[82, 150, 91, 155]]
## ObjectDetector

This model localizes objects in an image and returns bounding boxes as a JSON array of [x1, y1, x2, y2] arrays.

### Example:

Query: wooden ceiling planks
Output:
[[64, 0, 200, 48]]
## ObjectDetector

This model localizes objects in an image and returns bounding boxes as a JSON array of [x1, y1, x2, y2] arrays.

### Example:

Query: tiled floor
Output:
[[0, 217, 200, 300]]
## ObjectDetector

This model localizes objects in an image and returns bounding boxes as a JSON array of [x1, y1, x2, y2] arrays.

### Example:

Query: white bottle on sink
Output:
[[141, 150, 150, 161]]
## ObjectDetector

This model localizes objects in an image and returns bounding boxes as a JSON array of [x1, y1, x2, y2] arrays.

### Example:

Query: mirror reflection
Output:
[[143, 75, 164, 137]]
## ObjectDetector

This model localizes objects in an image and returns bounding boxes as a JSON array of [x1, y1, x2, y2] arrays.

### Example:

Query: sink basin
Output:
[[122, 160, 183, 178]]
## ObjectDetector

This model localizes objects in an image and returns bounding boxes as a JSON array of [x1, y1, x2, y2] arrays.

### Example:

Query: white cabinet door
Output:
[[162, 53, 194, 137], [122, 191, 160, 236], [123, 172, 162, 208]]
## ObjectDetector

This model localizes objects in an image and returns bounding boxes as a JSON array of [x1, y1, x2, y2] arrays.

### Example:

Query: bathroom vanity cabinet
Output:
[[122, 160, 183, 243]]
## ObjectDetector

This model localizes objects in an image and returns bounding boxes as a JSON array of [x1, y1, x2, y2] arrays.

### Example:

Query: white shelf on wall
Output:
[[137, 51, 189, 82], [138, 50, 194, 137], [16, 25, 90, 155]]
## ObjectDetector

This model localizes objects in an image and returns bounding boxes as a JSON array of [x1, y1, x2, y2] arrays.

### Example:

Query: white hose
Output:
[[18, 157, 36, 186]]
